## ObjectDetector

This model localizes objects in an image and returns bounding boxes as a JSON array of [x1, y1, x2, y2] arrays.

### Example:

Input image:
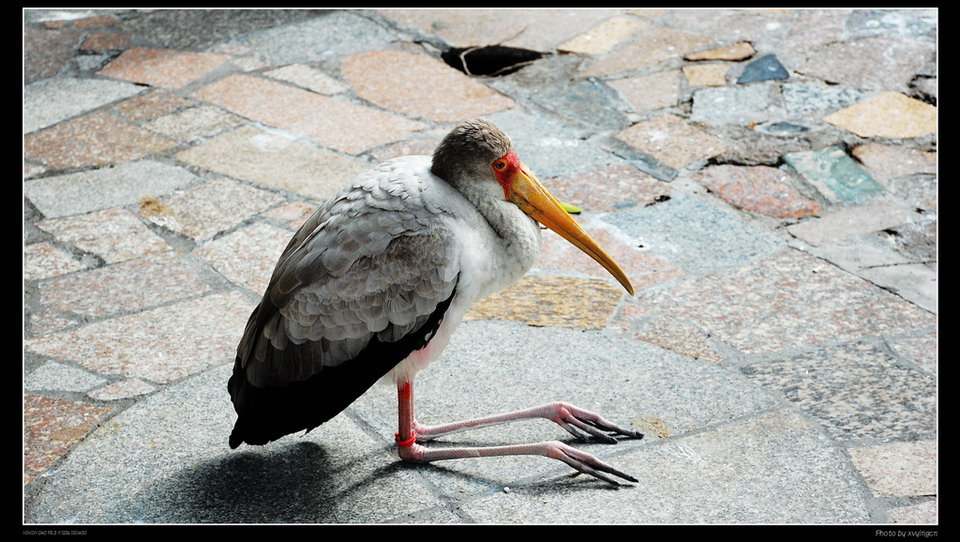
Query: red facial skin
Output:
[[491, 149, 521, 199]]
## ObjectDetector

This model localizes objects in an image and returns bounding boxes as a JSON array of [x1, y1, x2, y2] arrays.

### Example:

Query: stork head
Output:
[[432, 118, 634, 296]]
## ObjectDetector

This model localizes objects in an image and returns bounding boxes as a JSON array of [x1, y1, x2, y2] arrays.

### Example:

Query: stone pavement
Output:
[[23, 8, 937, 526]]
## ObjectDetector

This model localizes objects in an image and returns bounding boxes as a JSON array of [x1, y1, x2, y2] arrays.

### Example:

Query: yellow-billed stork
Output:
[[228, 118, 642, 485]]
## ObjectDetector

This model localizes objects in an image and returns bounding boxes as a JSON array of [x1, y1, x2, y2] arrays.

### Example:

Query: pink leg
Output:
[[395, 380, 642, 486]]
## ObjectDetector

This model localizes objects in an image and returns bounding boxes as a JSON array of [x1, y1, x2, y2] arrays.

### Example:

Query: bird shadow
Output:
[[139, 440, 410, 524]]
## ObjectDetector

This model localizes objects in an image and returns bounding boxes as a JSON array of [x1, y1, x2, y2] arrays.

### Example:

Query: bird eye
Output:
[[494, 161, 506, 169]]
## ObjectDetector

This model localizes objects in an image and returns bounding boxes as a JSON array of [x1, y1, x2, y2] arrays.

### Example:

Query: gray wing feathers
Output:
[[241, 158, 460, 387]]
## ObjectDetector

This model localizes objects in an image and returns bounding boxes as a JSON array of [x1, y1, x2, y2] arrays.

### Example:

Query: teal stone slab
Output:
[[783, 146, 884, 203]]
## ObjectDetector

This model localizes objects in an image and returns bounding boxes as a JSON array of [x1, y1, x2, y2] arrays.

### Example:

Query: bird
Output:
[[228, 118, 643, 486]]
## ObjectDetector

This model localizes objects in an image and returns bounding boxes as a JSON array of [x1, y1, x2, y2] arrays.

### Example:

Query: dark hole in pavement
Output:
[[441, 46, 544, 77]]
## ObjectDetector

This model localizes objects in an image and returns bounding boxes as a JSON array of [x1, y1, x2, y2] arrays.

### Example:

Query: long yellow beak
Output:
[[507, 161, 635, 296]]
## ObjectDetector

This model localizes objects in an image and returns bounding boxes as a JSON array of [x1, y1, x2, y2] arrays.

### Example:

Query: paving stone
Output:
[[24, 160, 202, 218], [535, 214, 683, 292], [36, 207, 170, 264], [24, 395, 112, 484], [824, 92, 937, 139], [846, 9, 937, 41], [887, 333, 937, 376], [796, 36, 934, 93], [459, 407, 870, 524], [340, 50, 515, 122], [616, 113, 726, 170], [36, 252, 213, 318], [783, 146, 884, 203], [88, 379, 157, 401], [684, 41, 755, 61], [72, 14, 118, 29], [736, 53, 788, 84], [370, 136, 443, 163], [237, 10, 398, 65], [24, 291, 255, 383], [143, 105, 245, 143], [681, 64, 729, 86], [23, 24, 81, 83], [112, 89, 193, 122], [263, 201, 317, 231], [25, 112, 178, 169], [851, 143, 936, 181], [176, 125, 372, 202], [887, 500, 938, 524], [692, 164, 821, 219], [23, 242, 90, 281], [25, 361, 108, 393], [690, 82, 780, 126], [464, 275, 624, 329], [558, 16, 648, 55], [193, 74, 425, 154], [28, 309, 84, 337], [381, 9, 619, 51], [781, 80, 868, 115], [263, 64, 348, 95], [609, 70, 682, 111], [198, 222, 291, 294], [142, 177, 286, 241], [635, 315, 723, 362], [642, 251, 935, 355], [527, 78, 633, 131], [787, 203, 918, 246], [742, 342, 936, 441], [545, 163, 672, 213], [24, 78, 145, 134], [97, 46, 232, 88], [80, 32, 131, 51], [485, 109, 618, 178], [604, 194, 783, 275], [801, 233, 937, 313], [849, 440, 936, 498], [581, 26, 713, 77]]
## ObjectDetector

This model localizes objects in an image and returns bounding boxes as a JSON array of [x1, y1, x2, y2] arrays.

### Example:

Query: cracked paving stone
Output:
[[97, 46, 232, 88], [546, 163, 671, 213], [692, 164, 821, 219], [849, 440, 937, 498], [36, 207, 170, 264], [23, 242, 90, 281], [340, 50, 515, 123], [24, 395, 112, 484], [742, 341, 936, 441], [24, 112, 178, 169], [783, 146, 884, 203], [24, 291, 255, 384], [642, 251, 936, 356], [465, 275, 624, 329], [796, 36, 934, 93]]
